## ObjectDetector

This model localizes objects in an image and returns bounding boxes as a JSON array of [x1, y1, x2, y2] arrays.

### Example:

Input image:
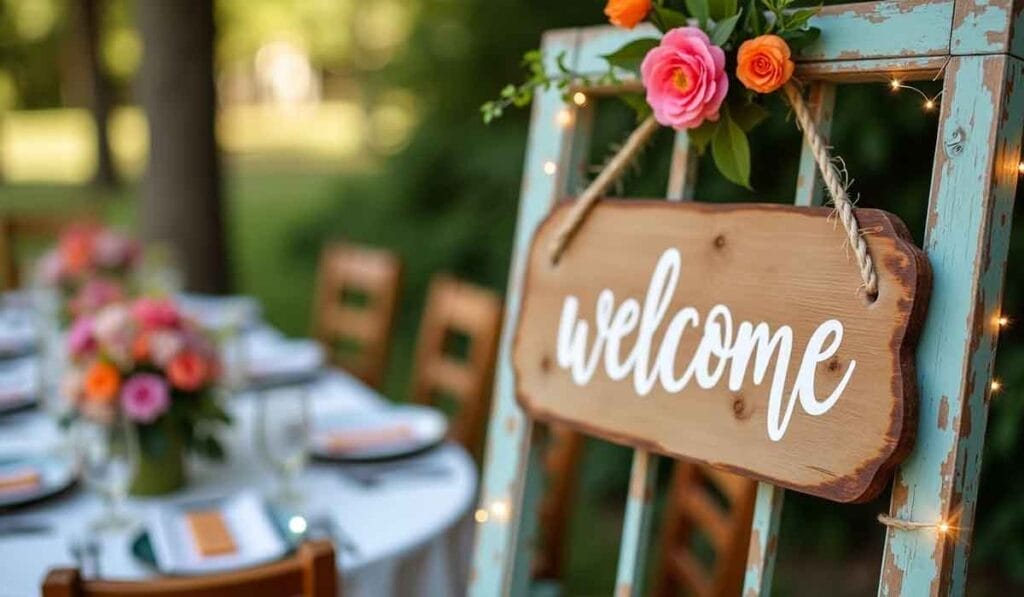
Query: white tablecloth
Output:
[[0, 370, 477, 597]]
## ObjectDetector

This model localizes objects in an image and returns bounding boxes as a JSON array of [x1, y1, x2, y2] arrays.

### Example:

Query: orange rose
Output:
[[168, 351, 209, 392], [132, 332, 151, 363], [83, 361, 121, 404], [604, 0, 651, 30], [736, 35, 795, 94]]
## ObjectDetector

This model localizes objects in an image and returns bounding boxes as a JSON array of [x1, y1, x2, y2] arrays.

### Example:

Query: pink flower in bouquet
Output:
[[148, 329, 185, 367], [67, 316, 96, 358], [69, 279, 124, 319], [168, 350, 210, 392], [133, 297, 181, 330], [94, 230, 140, 269], [93, 303, 135, 363], [120, 373, 171, 424], [640, 27, 729, 130]]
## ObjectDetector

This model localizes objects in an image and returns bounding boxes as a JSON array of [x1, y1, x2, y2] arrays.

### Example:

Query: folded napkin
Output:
[[185, 510, 238, 557], [324, 424, 415, 454], [0, 468, 41, 494], [0, 359, 36, 404]]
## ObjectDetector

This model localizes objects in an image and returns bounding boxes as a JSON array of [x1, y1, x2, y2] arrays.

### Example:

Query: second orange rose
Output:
[[736, 35, 795, 94]]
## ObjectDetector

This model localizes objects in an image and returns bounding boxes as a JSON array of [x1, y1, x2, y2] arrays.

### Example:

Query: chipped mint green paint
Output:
[[802, 0, 953, 61], [880, 53, 1024, 597], [469, 29, 579, 597]]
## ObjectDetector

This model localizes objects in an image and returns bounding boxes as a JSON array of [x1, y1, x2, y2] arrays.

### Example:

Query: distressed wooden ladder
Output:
[[470, 0, 1024, 594]]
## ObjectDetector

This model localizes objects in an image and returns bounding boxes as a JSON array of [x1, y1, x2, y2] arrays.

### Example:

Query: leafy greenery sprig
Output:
[[482, 0, 822, 188]]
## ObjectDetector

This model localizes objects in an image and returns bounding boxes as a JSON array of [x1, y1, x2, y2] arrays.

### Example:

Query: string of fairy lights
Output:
[[475, 78, 1018, 542]]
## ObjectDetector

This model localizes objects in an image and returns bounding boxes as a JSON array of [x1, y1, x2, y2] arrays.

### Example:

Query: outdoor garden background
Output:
[[0, 0, 1021, 594]]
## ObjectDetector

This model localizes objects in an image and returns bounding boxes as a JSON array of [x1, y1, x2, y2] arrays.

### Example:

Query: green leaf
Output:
[[731, 100, 769, 132], [652, 6, 688, 32], [708, 0, 739, 21], [684, 0, 710, 28], [709, 12, 742, 46], [687, 120, 718, 153], [742, 0, 764, 35], [780, 27, 821, 53], [618, 93, 654, 122], [603, 38, 661, 74], [711, 107, 751, 188]]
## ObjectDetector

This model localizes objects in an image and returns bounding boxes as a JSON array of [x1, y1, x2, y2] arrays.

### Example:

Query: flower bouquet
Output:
[[65, 297, 230, 496], [482, 0, 822, 188], [37, 223, 142, 324]]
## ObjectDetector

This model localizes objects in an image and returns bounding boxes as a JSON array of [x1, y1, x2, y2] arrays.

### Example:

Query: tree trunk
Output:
[[75, 0, 118, 187], [138, 0, 228, 293]]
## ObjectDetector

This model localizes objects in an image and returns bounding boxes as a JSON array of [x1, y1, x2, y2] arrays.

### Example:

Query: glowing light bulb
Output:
[[1018, 162, 1024, 174], [890, 78, 901, 91], [924, 99, 935, 111], [572, 92, 588, 106], [474, 508, 489, 523], [991, 379, 1003, 393], [556, 108, 574, 128], [490, 500, 511, 521], [288, 515, 308, 534], [997, 315, 1010, 328], [936, 520, 951, 535], [543, 161, 558, 175]]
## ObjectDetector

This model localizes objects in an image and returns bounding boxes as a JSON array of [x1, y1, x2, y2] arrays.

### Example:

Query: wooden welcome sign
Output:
[[514, 200, 931, 503]]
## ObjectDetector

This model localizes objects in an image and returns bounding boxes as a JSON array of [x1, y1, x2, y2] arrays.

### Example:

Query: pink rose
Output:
[[69, 279, 124, 318], [132, 298, 181, 330], [640, 27, 728, 130], [94, 231, 139, 269], [67, 316, 96, 358], [120, 373, 170, 424], [93, 303, 135, 363]]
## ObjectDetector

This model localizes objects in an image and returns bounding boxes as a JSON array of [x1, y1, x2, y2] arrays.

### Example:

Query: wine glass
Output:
[[75, 415, 140, 532], [254, 386, 311, 506]]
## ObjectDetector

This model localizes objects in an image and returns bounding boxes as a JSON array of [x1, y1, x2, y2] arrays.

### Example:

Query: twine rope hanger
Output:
[[546, 82, 880, 300]]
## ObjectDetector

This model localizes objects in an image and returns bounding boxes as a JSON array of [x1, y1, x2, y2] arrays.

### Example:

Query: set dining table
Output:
[[0, 294, 478, 597]]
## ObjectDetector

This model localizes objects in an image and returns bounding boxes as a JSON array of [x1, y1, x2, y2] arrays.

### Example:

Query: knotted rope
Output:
[[781, 82, 878, 298], [546, 83, 880, 300]]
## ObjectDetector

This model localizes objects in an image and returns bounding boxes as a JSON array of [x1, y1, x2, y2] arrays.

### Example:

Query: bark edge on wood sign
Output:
[[513, 200, 931, 503]]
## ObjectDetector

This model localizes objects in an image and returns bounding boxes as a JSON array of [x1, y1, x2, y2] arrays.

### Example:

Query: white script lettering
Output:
[[555, 248, 856, 442]]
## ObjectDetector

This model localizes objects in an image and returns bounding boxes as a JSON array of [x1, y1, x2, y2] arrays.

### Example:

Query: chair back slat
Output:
[[656, 464, 757, 597], [313, 242, 402, 389], [411, 274, 502, 459], [42, 540, 337, 597]]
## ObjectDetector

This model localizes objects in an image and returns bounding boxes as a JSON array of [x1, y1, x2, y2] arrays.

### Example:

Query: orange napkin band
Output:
[[325, 424, 414, 453], [185, 510, 237, 557], [0, 469, 40, 494]]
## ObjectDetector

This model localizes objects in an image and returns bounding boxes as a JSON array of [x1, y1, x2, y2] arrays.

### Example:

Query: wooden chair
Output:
[[410, 274, 502, 459], [0, 213, 97, 290], [313, 242, 402, 389], [654, 464, 758, 597], [42, 540, 337, 597], [532, 425, 584, 584]]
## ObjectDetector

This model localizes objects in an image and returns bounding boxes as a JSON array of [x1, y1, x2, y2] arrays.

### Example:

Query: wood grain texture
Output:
[[514, 200, 931, 503]]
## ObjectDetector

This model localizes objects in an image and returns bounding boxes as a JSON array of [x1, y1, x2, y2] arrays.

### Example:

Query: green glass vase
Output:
[[130, 419, 187, 496]]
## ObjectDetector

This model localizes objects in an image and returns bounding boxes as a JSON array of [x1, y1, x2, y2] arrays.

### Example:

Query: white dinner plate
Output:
[[0, 358, 39, 417], [0, 308, 37, 359], [0, 454, 77, 510], [146, 492, 295, 576], [310, 404, 448, 462]]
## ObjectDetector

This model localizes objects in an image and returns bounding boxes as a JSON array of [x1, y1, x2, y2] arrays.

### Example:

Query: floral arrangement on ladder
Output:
[[482, 0, 822, 188], [65, 297, 229, 496]]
